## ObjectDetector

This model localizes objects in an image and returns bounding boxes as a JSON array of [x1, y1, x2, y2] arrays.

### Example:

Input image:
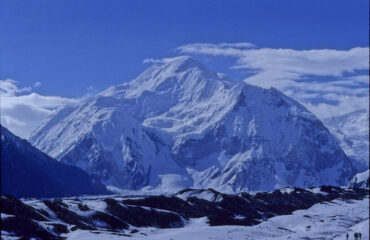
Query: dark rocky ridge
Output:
[[0, 125, 109, 198]]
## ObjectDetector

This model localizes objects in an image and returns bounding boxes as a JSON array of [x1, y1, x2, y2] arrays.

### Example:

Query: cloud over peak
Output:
[[0, 79, 77, 139], [177, 43, 369, 118]]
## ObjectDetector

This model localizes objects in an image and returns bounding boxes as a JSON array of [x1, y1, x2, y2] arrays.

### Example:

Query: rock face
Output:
[[30, 56, 354, 192], [1, 125, 109, 198], [323, 109, 369, 172]]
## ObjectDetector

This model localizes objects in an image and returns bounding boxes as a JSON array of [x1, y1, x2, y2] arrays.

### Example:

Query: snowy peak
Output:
[[110, 56, 245, 139], [124, 56, 238, 99], [30, 57, 355, 192], [134, 56, 218, 84], [99, 56, 214, 98], [151, 55, 213, 75]]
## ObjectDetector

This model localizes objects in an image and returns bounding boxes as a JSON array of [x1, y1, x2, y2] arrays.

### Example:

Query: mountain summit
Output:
[[30, 57, 355, 192]]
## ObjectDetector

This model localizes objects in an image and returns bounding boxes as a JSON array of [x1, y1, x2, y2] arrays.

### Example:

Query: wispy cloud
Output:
[[143, 58, 165, 64], [143, 56, 201, 64], [177, 43, 369, 118], [0, 79, 77, 139], [0, 79, 31, 96], [33, 81, 42, 88]]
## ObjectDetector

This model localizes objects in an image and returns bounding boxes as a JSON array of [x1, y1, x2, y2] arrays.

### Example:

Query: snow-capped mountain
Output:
[[323, 109, 369, 172], [30, 56, 355, 192], [1, 125, 108, 198]]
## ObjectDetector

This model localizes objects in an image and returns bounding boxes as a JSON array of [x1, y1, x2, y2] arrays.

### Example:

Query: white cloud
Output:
[[177, 43, 245, 58], [143, 56, 200, 64], [216, 42, 256, 49], [0, 79, 77, 139], [0, 79, 31, 96], [177, 43, 369, 119], [84, 85, 99, 97], [304, 95, 369, 119], [177, 42, 255, 52], [178, 44, 367, 77], [33, 81, 42, 88], [143, 58, 164, 64]]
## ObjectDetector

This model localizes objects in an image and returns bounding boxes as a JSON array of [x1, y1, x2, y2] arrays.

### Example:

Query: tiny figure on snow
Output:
[[354, 232, 358, 240]]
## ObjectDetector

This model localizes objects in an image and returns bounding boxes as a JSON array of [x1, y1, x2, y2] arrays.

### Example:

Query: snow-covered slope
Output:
[[124, 197, 369, 240], [0, 125, 109, 198], [350, 169, 369, 189], [324, 109, 369, 172], [30, 56, 354, 192]]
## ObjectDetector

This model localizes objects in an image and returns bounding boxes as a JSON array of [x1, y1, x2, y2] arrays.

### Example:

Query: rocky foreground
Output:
[[1, 186, 368, 240]]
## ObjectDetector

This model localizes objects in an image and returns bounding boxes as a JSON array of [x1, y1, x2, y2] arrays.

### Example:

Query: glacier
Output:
[[30, 56, 355, 192]]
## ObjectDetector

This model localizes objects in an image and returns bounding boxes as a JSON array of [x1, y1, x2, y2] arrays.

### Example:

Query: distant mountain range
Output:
[[29, 56, 355, 192], [1, 125, 109, 198], [323, 109, 369, 172]]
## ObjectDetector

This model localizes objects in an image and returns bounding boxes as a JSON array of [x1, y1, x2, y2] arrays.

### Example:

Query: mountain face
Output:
[[30, 56, 355, 192], [1, 125, 109, 198], [323, 109, 369, 172]]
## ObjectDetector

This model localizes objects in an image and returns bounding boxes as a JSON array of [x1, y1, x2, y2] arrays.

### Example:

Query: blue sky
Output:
[[1, 0, 368, 96], [0, 0, 369, 138]]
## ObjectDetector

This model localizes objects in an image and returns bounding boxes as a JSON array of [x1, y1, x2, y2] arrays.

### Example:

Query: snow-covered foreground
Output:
[[2, 186, 368, 239], [66, 197, 369, 240]]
